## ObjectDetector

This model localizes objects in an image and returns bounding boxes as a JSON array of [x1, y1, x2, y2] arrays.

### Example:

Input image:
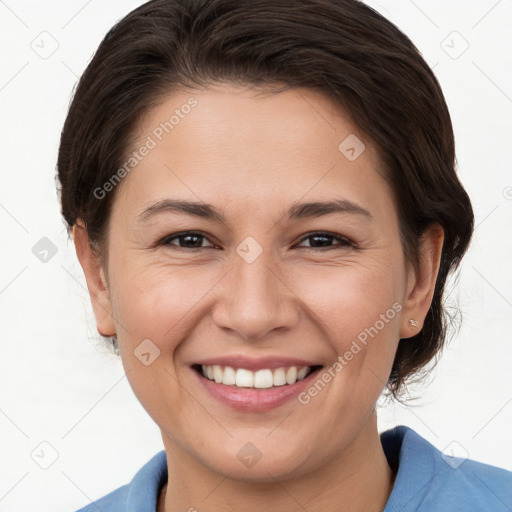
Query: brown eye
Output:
[[161, 231, 215, 250], [296, 232, 354, 250], [159, 231, 354, 252]]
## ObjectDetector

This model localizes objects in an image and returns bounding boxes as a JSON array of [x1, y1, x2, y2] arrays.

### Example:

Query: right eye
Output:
[[160, 231, 217, 250]]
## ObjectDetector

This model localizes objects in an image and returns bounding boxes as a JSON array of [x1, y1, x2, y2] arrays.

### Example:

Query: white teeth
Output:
[[235, 368, 253, 387], [254, 369, 273, 389], [222, 366, 236, 385], [199, 364, 314, 388], [213, 365, 223, 383], [273, 367, 287, 386], [285, 366, 297, 385], [297, 367, 308, 381]]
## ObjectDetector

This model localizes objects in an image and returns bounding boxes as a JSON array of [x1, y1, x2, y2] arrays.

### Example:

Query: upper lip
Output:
[[192, 355, 323, 372]]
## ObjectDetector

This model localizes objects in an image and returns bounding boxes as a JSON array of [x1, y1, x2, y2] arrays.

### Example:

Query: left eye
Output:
[[295, 232, 354, 250], [160, 231, 353, 251]]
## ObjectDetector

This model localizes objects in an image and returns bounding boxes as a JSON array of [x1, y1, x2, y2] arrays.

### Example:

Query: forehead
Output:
[[115, 83, 393, 222]]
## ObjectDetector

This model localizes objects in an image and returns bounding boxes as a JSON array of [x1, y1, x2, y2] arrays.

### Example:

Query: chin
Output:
[[196, 438, 315, 483]]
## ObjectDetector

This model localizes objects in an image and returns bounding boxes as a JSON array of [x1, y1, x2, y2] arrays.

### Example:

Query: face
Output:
[[78, 83, 437, 481]]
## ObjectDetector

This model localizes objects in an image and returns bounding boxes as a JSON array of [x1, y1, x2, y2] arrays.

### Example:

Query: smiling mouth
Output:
[[191, 364, 323, 389]]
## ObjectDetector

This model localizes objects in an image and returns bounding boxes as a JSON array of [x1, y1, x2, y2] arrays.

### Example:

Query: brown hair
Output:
[[57, 0, 474, 398]]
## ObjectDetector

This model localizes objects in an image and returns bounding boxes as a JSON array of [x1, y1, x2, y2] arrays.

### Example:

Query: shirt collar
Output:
[[122, 425, 437, 512], [381, 425, 438, 512], [126, 450, 168, 512]]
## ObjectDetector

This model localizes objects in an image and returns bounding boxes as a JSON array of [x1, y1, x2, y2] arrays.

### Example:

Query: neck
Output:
[[159, 413, 395, 512]]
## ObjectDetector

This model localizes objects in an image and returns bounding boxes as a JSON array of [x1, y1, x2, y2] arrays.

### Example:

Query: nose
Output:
[[211, 248, 302, 341]]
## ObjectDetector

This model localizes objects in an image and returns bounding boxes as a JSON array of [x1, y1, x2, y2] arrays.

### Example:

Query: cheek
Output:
[[290, 259, 404, 394], [107, 263, 213, 419], [110, 246, 405, 351], [110, 264, 200, 339], [291, 254, 404, 327]]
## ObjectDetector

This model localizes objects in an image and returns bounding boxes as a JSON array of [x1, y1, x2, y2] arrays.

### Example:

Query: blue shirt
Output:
[[73, 425, 512, 511]]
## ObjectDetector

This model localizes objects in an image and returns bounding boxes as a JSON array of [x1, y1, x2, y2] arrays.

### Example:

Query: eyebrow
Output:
[[138, 198, 372, 223]]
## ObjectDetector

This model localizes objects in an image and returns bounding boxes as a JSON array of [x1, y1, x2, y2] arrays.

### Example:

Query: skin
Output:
[[73, 83, 444, 512]]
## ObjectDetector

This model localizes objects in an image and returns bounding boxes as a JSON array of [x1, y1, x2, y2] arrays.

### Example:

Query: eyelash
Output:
[[159, 231, 356, 251]]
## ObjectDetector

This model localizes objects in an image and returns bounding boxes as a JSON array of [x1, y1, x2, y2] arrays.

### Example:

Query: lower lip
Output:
[[192, 367, 322, 412]]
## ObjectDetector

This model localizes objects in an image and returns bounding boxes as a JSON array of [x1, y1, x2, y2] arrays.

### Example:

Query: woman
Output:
[[57, 0, 512, 510]]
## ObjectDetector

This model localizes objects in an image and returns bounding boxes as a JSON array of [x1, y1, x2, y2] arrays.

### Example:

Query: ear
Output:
[[400, 224, 444, 338], [72, 221, 116, 337]]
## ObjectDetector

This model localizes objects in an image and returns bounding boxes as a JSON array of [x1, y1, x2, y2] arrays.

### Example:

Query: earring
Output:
[[408, 318, 419, 328]]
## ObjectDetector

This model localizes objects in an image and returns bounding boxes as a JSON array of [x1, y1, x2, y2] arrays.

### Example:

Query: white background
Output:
[[1, 1, 512, 511]]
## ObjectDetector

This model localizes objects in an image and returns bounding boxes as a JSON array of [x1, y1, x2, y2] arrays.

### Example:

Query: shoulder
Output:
[[433, 449, 512, 510], [71, 451, 168, 512], [382, 425, 512, 512]]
